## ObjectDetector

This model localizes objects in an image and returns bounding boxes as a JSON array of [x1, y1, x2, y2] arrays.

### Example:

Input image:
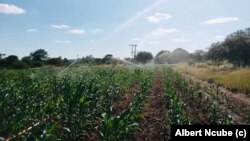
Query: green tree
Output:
[[224, 28, 250, 67], [192, 50, 206, 62], [136, 51, 153, 64], [207, 42, 226, 61], [47, 57, 63, 66], [207, 42, 226, 68], [21, 56, 32, 66], [207, 27, 250, 67], [30, 49, 48, 62], [5, 55, 18, 67], [81, 55, 95, 64], [102, 54, 113, 64], [13, 61, 28, 69], [168, 48, 191, 64], [154, 50, 171, 64]]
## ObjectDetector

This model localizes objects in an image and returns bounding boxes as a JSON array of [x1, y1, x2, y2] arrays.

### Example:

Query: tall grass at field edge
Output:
[[173, 63, 250, 94]]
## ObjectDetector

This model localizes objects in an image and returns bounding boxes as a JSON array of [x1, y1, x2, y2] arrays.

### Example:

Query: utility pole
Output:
[[129, 44, 134, 59], [129, 44, 137, 59], [134, 44, 137, 58]]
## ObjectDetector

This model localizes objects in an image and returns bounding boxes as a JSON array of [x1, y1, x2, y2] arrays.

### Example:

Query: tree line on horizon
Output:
[[0, 49, 70, 69], [0, 49, 154, 69], [0, 27, 249, 69], [0, 50, 122, 69], [154, 27, 250, 68]]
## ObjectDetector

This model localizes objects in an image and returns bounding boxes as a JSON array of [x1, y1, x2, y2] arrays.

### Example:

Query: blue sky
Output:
[[0, 0, 249, 59]]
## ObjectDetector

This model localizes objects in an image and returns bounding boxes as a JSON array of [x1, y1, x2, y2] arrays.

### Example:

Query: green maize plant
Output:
[[206, 101, 234, 125], [163, 69, 190, 125], [96, 109, 138, 141], [173, 72, 189, 93], [0, 67, 144, 140], [168, 68, 236, 125], [96, 69, 154, 141], [132, 70, 154, 113]]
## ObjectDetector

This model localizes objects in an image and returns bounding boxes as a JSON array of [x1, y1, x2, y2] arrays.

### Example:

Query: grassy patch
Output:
[[173, 63, 250, 94], [217, 69, 250, 94]]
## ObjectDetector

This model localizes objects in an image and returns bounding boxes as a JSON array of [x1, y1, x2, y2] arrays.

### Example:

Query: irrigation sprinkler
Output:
[[57, 59, 78, 77]]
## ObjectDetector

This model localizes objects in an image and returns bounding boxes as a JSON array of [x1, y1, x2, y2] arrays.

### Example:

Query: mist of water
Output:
[[57, 59, 78, 76], [114, 58, 141, 68]]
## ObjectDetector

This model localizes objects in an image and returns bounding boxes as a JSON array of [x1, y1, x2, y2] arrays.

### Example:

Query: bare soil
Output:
[[134, 73, 167, 141], [112, 84, 140, 115]]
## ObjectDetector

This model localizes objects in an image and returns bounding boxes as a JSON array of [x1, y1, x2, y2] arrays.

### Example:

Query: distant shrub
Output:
[[32, 61, 43, 67], [46, 57, 63, 66], [13, 61, 28, 69]]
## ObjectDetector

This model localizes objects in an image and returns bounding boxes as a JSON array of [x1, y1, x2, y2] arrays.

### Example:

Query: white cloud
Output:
[[173, 37, 190, 42], [201, 16, 239, 25], [92, 28, 102, 34], [26, 29, 37, 32], [68, 29, 85, 34], [51, 24, 70, 29], [54, 40, 71, 44], [146, 12, 172, 23], [132, 38, 141, 41], [151, 28, 179, 36], [149, 41, 160, 44], [0, 4, 25, 14]]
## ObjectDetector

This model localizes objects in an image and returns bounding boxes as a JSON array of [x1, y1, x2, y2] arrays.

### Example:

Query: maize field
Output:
[[0, 66, 249, 141]]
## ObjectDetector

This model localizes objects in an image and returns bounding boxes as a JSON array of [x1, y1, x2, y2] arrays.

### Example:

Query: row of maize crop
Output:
[[171, 69, 234, 125], [0, 67, 153, 140], [96, 69, 154, 141], [163, 68, 190, 125]]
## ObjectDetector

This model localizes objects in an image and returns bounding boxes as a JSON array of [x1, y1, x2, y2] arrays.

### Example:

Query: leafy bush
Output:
[[13, 61, 28, 69]]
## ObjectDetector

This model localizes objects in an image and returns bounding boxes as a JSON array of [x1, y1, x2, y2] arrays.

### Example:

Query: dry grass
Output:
[[173, 63, 218, 81], [217, 69, 250, 94], [173, 63, 250, 94]]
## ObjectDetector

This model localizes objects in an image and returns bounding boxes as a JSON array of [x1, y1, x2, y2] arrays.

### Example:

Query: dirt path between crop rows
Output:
[[112, 84, 140, 115], [134, 73, 167, 141]]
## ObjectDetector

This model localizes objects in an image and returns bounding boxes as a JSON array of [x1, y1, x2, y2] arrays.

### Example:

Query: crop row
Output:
[[165, 68, 235, 125], [0, 68, 153, 140], [96, 69, 154, 140], [163, 68, 190, 125]]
